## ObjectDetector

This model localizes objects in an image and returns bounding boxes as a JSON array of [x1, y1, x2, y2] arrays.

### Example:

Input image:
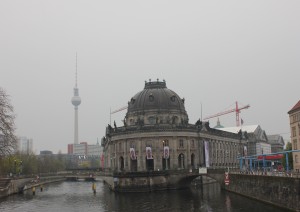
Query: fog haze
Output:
[[1, 1, 299, 153]]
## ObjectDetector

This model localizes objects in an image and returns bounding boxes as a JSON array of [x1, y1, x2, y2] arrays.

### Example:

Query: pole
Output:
[[201, 102, 203, 121], [285, 153, 289, 172], [239, 158, 243, 171]]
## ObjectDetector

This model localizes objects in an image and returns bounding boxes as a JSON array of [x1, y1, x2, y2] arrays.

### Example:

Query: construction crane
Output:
[[110, 106, 128, 125], [111, 106, 128, 114], [204, 101, 250, 127]]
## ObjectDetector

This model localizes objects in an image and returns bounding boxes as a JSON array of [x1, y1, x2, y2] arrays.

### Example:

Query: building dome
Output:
[[125, 80, 188, 127], [127, 80, 186, 114]]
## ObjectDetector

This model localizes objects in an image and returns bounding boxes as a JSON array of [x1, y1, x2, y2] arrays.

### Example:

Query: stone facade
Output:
[[102, 80, 247, 174], [288, 100, 300, 170]]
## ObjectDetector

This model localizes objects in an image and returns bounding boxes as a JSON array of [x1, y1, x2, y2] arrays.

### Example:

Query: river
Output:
[[0, 180, 287, 212]]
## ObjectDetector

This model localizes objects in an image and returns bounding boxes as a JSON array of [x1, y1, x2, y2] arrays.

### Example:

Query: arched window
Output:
[[191, 140, 195, 148], [178, 153, 185, 169], [119, 156, 124, 171], [179, 139, 184, 148], [191, 153, 195, 169], [149, 94, 154, 102]]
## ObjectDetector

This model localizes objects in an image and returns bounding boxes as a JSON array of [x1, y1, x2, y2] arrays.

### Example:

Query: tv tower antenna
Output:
[[71, 53, 81, 144], [75, 53, 78, 87]]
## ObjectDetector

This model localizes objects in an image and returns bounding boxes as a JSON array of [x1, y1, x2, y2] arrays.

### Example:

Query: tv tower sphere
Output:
[[71, 87, 81, 107]]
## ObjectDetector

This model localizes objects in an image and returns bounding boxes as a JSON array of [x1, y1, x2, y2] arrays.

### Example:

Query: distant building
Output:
[[17, 136, 33, 154], [213, 118, 224, 129], [219, 125, 270, 156], [74, 142, 88, 155], [40, 150, 53, 155], [288, 100, 300, 170], [67, 142, 87, 155], [88, 142, 102, 156], [267, 134, 285, 153], [67, 141, 102, 156]]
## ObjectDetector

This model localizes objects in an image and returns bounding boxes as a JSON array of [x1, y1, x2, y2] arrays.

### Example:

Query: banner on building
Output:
[[146, 147, 153, 159], [204, 141, 210, 167], [130, 148, 136, 160], [243, 146, 248, 157], [100, 154, 105, 169], [163, 146, 169, 159], [244, 146, 248, 166], [224, 172, 230, 186]]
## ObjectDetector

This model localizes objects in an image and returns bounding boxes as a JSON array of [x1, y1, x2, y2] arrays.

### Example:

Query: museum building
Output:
[[101, 80, 246, 173]]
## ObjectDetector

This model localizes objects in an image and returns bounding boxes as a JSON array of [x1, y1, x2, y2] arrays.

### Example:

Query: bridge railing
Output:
[[230, 170, 300, 178], [112, 169, 199, 178]]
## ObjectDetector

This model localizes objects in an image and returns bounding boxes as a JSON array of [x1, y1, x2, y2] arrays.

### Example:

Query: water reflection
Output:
[[0, 181, 286, 212]]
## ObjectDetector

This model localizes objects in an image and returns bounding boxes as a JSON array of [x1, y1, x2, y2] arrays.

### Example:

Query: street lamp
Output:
[[14, 160, 16, 175], [162, 140, 169, 170], [20, 161, 23, 175]]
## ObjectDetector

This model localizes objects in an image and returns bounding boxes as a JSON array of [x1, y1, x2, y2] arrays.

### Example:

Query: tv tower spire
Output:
[[71, 53, 81, 145]]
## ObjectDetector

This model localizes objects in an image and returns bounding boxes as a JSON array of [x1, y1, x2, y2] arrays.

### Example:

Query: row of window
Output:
[[130, 94, 177, 104], [294, 139, 298, 150], [291, 112, 300, 123], [128, 115, 182, 126], [113, 139, 239, 152], [292, 125, 300, 137]]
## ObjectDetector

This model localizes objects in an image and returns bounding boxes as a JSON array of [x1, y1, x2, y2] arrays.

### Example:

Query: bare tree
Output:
[[0, 87, 17, 156]]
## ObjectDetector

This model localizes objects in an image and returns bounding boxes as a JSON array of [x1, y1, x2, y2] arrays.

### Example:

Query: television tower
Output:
[[71, 54, 81, 144]]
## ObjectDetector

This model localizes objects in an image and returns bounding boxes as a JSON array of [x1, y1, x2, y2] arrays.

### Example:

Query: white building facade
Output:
[[17, 136, 33, 154]]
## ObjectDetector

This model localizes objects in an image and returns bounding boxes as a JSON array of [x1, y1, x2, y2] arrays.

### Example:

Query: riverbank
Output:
[[0, 176, 65, 198], [224, 173, 299, 211]]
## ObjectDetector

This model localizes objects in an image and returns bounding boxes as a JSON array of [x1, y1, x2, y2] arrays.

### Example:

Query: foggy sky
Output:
[[1, 1, 299, 154]]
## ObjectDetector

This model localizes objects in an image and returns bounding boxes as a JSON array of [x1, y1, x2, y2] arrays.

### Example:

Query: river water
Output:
[[0, 180, 287, 212]]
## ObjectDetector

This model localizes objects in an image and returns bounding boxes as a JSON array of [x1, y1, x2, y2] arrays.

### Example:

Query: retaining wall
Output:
[[225, 173, 300, 211]]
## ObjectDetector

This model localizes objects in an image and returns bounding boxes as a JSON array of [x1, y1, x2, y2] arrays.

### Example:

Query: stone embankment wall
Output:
[[0, 176, 65, 198], [102, 171, 199, 192], [225, 173, 300, 211]]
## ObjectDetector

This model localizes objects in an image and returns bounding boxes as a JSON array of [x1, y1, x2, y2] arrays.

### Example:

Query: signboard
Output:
[[199, 167, 207, 174], [224, 172, 230, 186]]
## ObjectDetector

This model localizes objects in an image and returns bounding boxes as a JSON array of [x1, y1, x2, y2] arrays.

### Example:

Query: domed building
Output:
[[102, 80, 246, 192]]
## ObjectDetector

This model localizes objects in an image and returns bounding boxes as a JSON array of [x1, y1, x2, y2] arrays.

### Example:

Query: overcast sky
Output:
[[1, 1, 299, 154]]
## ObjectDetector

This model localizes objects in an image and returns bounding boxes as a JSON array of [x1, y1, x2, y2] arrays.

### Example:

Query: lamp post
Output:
[[14, 160, 16, 175], [163, 140, 169, 170], [20, 161, 23, 175]]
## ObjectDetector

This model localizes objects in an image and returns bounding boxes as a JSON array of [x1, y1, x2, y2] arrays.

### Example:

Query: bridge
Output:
[[65, 175, 96, 181]]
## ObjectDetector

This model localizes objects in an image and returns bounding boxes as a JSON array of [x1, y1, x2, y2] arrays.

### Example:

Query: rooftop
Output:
[[218, 125, 259, 133], [288, 100, 300, 114]]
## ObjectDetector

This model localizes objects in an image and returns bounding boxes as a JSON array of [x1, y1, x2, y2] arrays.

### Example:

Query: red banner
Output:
[[130, 148, 136, 160], [164, 146, 169, 159], [224, 172, 230, 186], [146, 147, 153, 159]]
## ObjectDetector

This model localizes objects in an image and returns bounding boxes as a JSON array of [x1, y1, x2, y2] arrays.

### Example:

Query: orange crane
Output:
[[111, 106, 128, 114], [110, 106, 128, 125], [203, 101, 250, 127]]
